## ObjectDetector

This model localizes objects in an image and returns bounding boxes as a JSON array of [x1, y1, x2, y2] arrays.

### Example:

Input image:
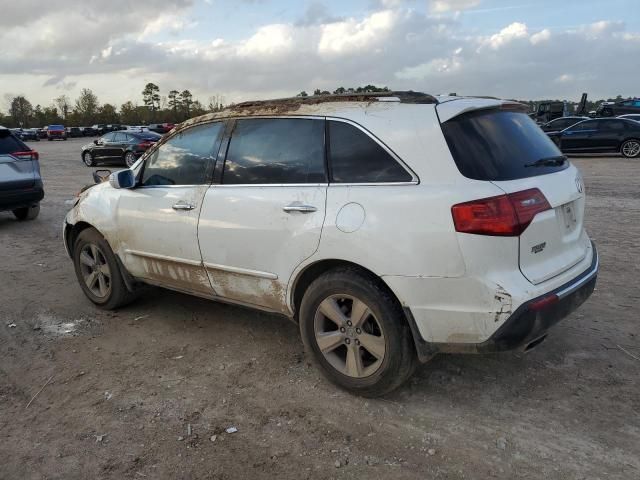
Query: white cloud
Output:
[[429, 0, 481, 13], [318, 10, 396, 55], [0, 3, 639, 108]]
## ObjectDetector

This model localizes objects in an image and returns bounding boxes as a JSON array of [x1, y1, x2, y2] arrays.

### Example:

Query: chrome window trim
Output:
[[215, 115, 419, 187], [326, 116, 419, 184]]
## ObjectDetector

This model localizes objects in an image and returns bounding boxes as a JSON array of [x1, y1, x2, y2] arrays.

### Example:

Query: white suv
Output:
[[64, 92, 598, 396]]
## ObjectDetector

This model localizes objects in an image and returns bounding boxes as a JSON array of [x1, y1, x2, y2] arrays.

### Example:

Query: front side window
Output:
[[141, 122, 223, 186], [101, 132, 115, 142], [222, 118, 325, 184], [328, 120, 413, 183]]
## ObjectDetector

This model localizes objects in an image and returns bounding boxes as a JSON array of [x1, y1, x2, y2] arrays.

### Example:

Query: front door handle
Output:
[[172, 201, 196, 211], [283, 203, 317, 213]]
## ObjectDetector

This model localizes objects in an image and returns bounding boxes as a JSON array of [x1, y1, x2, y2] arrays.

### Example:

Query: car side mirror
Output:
[[109, 169, 135, 189], [93, 139, 99, 145], [93, 169, 111, 184]]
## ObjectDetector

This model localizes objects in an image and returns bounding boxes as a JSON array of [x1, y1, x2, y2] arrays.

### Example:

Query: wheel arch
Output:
[[64, 221, 96, 258], [290, 258, 407, 322]]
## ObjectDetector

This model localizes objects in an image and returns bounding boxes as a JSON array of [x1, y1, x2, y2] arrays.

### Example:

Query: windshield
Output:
[[440, 109, 569, 181]]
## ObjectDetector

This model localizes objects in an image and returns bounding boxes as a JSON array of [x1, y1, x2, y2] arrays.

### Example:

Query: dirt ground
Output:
[[1, 138, 638, 480]]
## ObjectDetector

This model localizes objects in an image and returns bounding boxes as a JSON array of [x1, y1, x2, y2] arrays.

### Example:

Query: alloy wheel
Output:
[[79, 243, 111, 298], [622, 140, 640, 158], [313, 294, 386, 378], [83, 152, 93, 166], [125, 152, 136, 167]]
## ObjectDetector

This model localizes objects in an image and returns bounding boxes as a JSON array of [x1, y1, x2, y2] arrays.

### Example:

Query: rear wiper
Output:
[[524, 155, 567, 168]]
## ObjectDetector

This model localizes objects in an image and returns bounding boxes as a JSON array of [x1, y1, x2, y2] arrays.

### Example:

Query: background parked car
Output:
[[67, 127, 83, 138], [46, 125, 67, 141], [37, 128, 47, 139], [81, 130, 162, 167], [91, 124, 108, 135], [148, 123, 175, 134], [0, 126, 43, 220], [540, 116, 588, 133], [547, 118, 640, 158], [596, 98, 640, 117]]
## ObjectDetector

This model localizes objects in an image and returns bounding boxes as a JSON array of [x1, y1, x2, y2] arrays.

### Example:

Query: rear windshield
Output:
[[441, 109, 568, 181], [0, 130, 27, 154], [49, 125, 64, 130], [137, 132, 162, 140]]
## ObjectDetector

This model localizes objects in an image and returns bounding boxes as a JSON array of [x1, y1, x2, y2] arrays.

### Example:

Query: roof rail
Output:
[[232, 90, 438, 110]]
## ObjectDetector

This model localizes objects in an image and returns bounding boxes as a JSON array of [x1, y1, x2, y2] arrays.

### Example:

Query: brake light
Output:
[[138, 141, 154, 148], [12, 150, 39, 161], [451, 188, 551, 236]]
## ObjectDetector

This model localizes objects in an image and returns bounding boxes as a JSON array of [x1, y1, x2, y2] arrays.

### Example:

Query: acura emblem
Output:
[[575, 177, 584, 193]]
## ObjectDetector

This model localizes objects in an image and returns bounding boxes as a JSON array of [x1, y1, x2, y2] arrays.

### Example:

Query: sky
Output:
[[1, 0, 639, 110]]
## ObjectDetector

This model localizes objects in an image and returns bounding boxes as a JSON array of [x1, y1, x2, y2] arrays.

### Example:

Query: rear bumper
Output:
[[0, 186, 44, 211], [406, 242, 599, 361]]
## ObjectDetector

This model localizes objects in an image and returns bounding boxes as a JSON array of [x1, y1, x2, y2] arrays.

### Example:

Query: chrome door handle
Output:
[[172, 201, 196, 211], [283, 203, 317, 213]]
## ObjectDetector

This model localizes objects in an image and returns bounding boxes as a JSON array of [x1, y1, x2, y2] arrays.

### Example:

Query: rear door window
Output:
[[327, 120, 413, 183], [222, 118, 326, 184], [141, 122, 223, 186], [440, 109, 568, 181]]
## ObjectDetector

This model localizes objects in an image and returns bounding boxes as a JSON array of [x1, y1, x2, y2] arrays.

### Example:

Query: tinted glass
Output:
[[223, 118, 325, 184], [113, 133, 126, 142], [141, 122, 222, 186], [568, 120, 597, 131], [601, 120, 625, 131], [441, 109, 568, 181], [328, 121, 412, 183], [102, 132, 115, 142], [0, 130, 27, 154], [137, 132, 162, 141]]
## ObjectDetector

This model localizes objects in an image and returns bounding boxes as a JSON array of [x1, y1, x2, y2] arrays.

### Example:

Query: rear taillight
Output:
[[12, 150, 39, 161], [451, 188, 551, 236], [138, 141, 154, 148]]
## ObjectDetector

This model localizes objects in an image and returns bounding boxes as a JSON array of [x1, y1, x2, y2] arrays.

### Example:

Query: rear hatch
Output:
[[440, 104, 589, 285], [0, 130, 36, 190]]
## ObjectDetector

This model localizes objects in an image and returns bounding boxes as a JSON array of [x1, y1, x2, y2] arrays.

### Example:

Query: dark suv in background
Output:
[[0, 127, 44, 220], [597, 98, 640, 117]]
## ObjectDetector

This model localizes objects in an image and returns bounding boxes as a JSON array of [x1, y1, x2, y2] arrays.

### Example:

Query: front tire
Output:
[[299, 268, 417, 397], [621, 139, 640, 158], [83, 151, 95, 167], [72, 228, 138, 309], [13, 204, 40, 220]]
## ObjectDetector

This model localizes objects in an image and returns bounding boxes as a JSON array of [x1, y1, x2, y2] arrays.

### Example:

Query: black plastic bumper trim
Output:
[[406, 242, 599, 362]]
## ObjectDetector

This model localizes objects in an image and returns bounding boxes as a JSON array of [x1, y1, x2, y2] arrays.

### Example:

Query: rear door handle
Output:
[[283, 203, 317, 213], [172, 201, 196, 211]]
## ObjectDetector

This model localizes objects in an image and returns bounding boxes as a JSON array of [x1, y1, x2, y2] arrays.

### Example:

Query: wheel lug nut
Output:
[[340, 327, 345, 333], [355, 339, 360, 346], [356, 328, 361, 334], [347, 321, 352, 326], [345, 338, 351, 345]]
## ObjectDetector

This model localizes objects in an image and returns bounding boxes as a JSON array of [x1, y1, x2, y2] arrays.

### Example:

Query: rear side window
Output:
[[441, 109, 568, 181], [0, 131, 27, 154], [141, 122, 223, 186], [328, 121, 413, 183], [601, 120, 625, 131], [223, 118, 325, 184]]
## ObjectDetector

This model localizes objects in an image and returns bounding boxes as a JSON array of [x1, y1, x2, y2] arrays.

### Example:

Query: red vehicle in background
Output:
[[45, 125, 67, 141]]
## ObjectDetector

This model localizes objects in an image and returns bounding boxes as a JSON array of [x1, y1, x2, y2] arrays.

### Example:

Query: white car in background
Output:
[[63, 92, 598, 396]]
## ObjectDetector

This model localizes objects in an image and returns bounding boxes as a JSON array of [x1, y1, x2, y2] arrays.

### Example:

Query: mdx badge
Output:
[[575, 176, 584, 194]]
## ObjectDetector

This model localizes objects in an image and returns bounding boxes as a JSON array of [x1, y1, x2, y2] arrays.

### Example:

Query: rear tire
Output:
[[621, 139, 640, 158], [299, 267, 417, 397], [72, 228, 139, 310], [13, 204, 40, 221]]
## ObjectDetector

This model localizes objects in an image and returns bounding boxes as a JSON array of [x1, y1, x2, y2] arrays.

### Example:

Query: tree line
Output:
[[0, 83, 224, 128]]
